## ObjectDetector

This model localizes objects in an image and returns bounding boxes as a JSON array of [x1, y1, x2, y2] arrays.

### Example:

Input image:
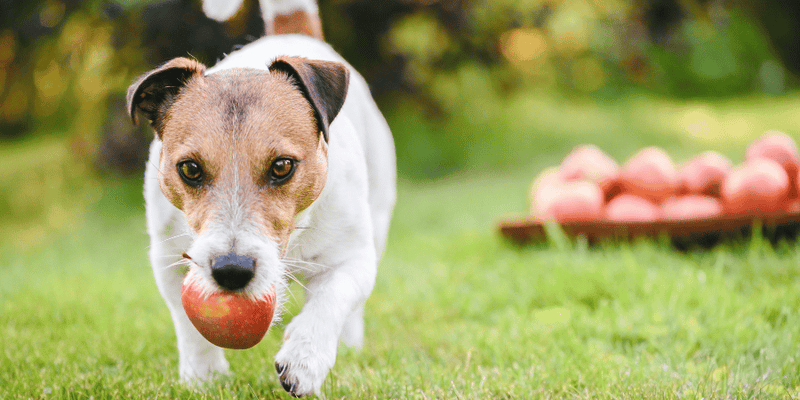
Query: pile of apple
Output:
[[531, 131, 800, 223]]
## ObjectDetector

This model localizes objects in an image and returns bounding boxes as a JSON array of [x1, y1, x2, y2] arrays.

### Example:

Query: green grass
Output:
[[4, 92, 800, 398], [3, 169, 800, 399]]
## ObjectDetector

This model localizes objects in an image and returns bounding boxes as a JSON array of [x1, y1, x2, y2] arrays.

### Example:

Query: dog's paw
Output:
[[274, 359, 328, 398], [274, 325, 337, 397]]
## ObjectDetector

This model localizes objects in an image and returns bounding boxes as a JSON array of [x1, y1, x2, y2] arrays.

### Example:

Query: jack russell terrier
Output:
[[126, 0, 396, 396]]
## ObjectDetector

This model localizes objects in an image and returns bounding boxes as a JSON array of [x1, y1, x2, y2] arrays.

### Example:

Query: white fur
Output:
[[146, 31, 395, 399]]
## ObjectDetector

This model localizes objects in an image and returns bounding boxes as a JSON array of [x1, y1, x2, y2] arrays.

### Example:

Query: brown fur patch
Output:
[[157, 68, 327, 247], [268, 57, 349, 142], [268, 10, 323, 40]]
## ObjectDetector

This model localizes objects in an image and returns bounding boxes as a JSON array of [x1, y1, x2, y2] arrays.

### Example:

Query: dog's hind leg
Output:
[[203, 0, 322, 39], [259, 0, 322, 39]]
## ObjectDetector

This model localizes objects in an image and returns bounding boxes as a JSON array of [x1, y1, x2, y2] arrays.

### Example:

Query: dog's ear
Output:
[[269, 57, 350, 142], [127, 57, 207, 135]]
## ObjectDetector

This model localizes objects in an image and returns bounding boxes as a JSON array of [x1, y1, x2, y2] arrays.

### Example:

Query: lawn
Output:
[[3, 94, 800, 398]]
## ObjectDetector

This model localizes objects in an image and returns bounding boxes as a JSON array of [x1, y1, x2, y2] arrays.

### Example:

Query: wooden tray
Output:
[[499, 211, 800, 248]]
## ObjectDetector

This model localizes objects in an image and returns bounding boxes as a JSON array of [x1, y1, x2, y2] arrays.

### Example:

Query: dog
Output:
[[126, 0, 396, 396]]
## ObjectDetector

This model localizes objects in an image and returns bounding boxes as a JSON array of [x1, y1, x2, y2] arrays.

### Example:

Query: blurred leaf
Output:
[[545, 0, 596, 56], [0, 30, 17, 65], [390, 11, 453, 62], [571, 56, 607, 92], [500, 28, 549, 64]]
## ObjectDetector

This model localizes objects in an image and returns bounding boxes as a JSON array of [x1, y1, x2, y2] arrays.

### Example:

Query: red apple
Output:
[[677, 151, 732, 197], [605, 194, 661, 222], [746, 131, 800, 198], [661, 195, 723, 220], [530, 167, 563, 218], [181, 271, 276, 350], [544, 181, 604, 222], [619, 146, 678, 203], [785, 199, 800, 214], [560, 144, 619, 191], [721, 158, 790, 215], [796, 168, 800, 200], [746, 131, 799, 173]]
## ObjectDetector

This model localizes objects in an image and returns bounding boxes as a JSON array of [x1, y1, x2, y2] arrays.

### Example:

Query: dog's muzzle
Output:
[[211, 252, 255, 291]]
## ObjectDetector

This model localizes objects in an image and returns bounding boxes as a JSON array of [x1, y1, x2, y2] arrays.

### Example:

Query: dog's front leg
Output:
[[149, 222, 231, 385], [274, 249, 376, 396]]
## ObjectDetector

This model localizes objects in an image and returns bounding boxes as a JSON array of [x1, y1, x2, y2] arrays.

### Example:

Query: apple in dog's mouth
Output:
[[181, 271, 275, 350]]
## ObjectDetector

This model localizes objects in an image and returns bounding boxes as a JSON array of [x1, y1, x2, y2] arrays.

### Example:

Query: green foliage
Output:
[[0, 5, 143, 141], [373, 0, 792, 177], [385, 1, 784, 100], [648, 11, 780, 97]]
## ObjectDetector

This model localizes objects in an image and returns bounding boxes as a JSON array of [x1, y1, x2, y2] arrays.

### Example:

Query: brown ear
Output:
[[268, 57, 350, 142], [126, 57, 206, 135]]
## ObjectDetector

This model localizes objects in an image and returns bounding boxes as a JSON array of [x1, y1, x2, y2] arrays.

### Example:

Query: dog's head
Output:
[[127, 56, 349, 302]]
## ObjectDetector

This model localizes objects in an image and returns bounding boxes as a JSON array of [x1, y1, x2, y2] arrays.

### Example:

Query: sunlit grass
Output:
[[0, 134, 101, 250], [3, 166, 800, 398]]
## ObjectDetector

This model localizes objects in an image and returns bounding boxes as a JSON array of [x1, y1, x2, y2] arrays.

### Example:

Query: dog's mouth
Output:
[[179, 251, 286, 349], [181, 250, 286, 303]]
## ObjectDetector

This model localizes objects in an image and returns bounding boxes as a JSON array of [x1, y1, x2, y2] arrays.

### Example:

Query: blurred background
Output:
[[2, 0, 800, 249]]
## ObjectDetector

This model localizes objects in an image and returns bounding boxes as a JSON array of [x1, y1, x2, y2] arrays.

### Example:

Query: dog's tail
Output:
[[203, 0, 323, 39]]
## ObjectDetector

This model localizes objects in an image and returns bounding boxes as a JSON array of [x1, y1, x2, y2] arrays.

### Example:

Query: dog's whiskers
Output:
[[282, 259, 313, 271], [280, 278, 306, 309], [283, 258, 331, 272], [281, 270, 308, 291], [149, 232, 193, 248], [271, 275, 301, 308], [163, 258, 190, 270], [154, 253, 189, 259]]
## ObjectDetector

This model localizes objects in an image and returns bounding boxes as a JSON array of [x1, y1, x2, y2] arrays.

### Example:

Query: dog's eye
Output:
[[269, 158, 296, 185], [177, 160, 204, 187]]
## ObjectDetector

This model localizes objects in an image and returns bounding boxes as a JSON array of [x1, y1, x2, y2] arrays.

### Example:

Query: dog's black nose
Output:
[[210, 252, 255, 291]]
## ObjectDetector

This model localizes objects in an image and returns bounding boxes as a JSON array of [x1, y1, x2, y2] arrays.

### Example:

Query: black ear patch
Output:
[[269, 57, 350, 142], [126, 57, 207, 135]]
